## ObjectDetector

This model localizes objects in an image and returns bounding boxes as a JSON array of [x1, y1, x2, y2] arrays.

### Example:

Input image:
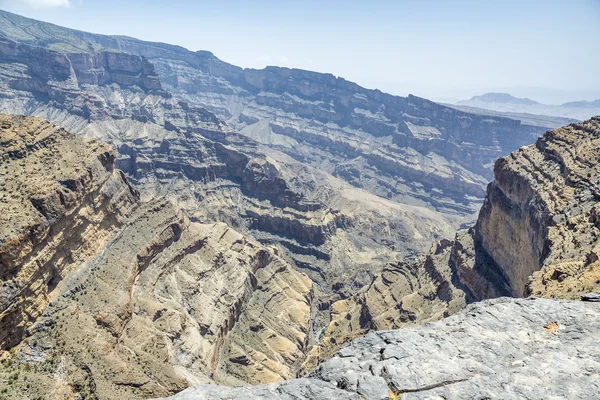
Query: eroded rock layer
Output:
[[0, 114, 139, 350], [0, 12, 463, 348], [0, 116, 318, 398]]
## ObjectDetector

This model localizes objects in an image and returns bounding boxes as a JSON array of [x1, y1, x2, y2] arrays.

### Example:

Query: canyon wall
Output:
[[0, 114, 139, 350], [0, 115, 317, 398], [0, 15, 464, 347]]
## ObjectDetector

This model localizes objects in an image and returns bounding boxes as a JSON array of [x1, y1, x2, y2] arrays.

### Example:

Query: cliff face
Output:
[[152, 55, 547, 217], [474, 116, 600, 298], [0, 116, 316, 398], [0, 38, 162, 96], [0, 114, 139, 350]]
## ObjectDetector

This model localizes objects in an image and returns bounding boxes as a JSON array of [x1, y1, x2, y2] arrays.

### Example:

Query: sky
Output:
[[1, 0, 600, 103]]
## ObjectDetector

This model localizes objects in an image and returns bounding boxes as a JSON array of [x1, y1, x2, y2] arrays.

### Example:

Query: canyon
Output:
[[0, 9, 598, 400]]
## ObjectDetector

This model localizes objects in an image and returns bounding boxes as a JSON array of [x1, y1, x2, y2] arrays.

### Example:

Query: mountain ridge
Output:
[[462, 92, 540, 105], [458, 91, 600, 120]]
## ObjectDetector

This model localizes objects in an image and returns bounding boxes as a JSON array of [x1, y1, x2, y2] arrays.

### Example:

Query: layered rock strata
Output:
[[0, 114, 138, 350], [0, 18, 461, 341], [0, 115, 317, 399], [0, 9, 559, 220]]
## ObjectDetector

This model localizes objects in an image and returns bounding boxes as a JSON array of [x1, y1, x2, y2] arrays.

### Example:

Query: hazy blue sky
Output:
[[2, 0, 599, 103]]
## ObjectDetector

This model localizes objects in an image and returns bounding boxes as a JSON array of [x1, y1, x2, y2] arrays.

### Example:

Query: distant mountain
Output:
[[464, 92, 540, 106], [561, 99, 600, 108], [457, 92, 600, 120]]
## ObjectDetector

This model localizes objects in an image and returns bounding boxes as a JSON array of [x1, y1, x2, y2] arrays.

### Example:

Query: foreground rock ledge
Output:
[[161, 297, 600, 400]]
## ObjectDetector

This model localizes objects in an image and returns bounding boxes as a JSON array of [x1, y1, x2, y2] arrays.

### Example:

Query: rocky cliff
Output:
[[0, 115, 319, 398], [475, 116, 600, 299], [0, 114, 139, 351]]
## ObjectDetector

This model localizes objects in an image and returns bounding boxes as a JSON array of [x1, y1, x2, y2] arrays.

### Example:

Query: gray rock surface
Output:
[[160, 378, 360, 400], [162, 297, 600, 400]]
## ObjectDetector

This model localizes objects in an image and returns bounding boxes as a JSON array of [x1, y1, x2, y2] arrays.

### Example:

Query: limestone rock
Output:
[[160, 378, 360, 400]]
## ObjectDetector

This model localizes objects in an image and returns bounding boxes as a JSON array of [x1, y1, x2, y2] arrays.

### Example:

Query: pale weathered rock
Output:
[[159, 378, 360, 400]]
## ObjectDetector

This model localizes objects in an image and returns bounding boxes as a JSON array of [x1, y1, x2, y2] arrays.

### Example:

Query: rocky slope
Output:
[[0, 114, 139, 351], [0, 111, 466, 398], [162, 297, 600, 400], [0, 115, 319, 398]]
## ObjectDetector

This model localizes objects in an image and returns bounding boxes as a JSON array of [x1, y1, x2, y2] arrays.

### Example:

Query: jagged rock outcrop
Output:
[[161, 297, 600, 400], [473, 116, 600, 299]]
